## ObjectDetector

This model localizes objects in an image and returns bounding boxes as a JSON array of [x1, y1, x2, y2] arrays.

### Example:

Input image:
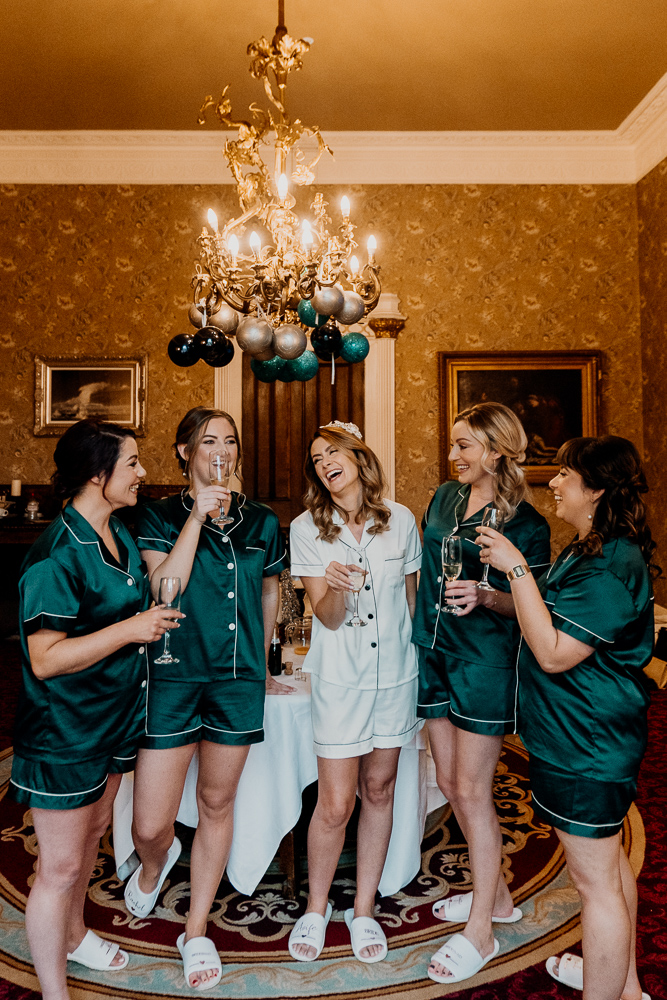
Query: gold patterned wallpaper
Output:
[[638, 156, 667, 605], [0, 180, 647, 567]]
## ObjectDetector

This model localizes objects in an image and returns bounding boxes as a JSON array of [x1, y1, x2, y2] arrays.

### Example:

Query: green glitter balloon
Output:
[[250, 356, 286, 383], [286, 350, 320, 382], [340, 331, 370, 363], [297, 299, 329, 328]]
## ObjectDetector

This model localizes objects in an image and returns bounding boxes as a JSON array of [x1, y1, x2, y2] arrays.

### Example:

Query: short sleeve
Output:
[[404, 513, 422, 574], [136, 503, 174, 554], [550, 566, 639, 648], [20, 558, 82, 635], [262, 515, 288, 577], [290, 517, 325, 578], [522, 520, 552, 575]]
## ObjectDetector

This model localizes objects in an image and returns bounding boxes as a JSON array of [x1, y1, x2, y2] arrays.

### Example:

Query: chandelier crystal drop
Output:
[[169, 2, 381, 382]]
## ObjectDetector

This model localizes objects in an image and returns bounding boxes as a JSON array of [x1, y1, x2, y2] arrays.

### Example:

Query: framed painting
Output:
[[439, 351, 601, 484], [34, 356, 147, 436]]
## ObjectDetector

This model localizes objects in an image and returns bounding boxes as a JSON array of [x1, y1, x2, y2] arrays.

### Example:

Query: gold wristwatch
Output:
[[507, 564, 531, 582]]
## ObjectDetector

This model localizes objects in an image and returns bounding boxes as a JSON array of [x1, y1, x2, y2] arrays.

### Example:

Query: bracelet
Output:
[[506, 564, 531, 582]]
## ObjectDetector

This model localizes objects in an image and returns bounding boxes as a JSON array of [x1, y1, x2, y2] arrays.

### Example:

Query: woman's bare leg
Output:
[[427, 718, 511, 977], [183, 740, 250, 987], [131, 743, 196, 893], [292, 756, 359, 959], [27, 775, 124, 1000]]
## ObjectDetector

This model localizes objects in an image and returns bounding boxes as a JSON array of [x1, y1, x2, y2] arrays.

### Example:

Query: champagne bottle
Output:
[[268, 625, 282, 676]]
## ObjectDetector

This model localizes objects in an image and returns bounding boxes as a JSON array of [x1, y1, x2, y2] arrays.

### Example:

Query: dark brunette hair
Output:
[[558, 436, 660, 576], [173, 407, 242, 482], [304, 427, 390, 542], [52, 420, 136, 500]]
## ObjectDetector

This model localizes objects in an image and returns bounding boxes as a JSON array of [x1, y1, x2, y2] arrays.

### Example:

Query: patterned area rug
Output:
[[0, 738, 645, 1000]]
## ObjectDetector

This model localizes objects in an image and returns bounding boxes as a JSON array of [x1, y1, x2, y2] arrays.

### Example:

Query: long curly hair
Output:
[[557, 436, 660, 577], [304, 427, 390, 542], [454, 402, 529, 522]]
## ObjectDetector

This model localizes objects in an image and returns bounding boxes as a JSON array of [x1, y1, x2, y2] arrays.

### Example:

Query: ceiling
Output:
[[2, 0, 667, 134]]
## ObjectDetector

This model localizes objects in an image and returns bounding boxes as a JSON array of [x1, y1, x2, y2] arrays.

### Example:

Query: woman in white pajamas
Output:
[[288, 421, 422, 965]]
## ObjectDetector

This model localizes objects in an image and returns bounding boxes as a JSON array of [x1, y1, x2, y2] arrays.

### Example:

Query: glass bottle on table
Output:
[[441, 536, 463, 614], [209, 451, 233, 526], [268, 625, 282, 676]]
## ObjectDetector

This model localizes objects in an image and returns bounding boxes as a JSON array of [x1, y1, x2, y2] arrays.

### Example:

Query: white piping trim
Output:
[[531, 791, 625, 828], [62, 515, 136, 581], [552, 611, 610, 643], [10, 776, 107, 797], [202, 723, 263, 734], [24, 611, 77, 621], [264, 550, 286, 570], [417, 699, 450, 707], [112, 754, 137, 760], [146, 725, 200, 738], [449, 708, 514, 724]]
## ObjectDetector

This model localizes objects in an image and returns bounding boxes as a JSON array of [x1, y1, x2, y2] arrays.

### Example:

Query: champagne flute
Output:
[[154, 577, 181, 664], [209, 451, 233, 526], [441, 535, 463, 614], [476, 507, 505, 591], [345, 547, 368, 628]]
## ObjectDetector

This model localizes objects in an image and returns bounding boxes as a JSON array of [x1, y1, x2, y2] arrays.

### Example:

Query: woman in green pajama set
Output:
[[412, 402, 551, 985], [10, 420, 180, 1000], [125, 407, 288, 991], [480, 436, 655, 1000]]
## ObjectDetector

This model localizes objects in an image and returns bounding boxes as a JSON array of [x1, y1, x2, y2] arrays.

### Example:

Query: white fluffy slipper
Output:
[[546, 953, 650, 999], [432, 891, 522, 924], [344, 908, 388, 964], [177, 933, 222, 991], [124, 836, 181, 918], [428, 932, 500, 984], [67, 929, 129, 971], [288, 903, 332, 962]]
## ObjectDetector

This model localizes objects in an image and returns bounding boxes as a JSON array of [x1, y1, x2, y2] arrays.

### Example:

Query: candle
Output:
[[277, 173, 289, 203], [349, 255, 360, 276], [11, 479, 21, 496], [367, 235, 377, 263], [228, 234, 239, 266], [341, 195, 350, 219], [207, 209, 219, 233], [249, 231, 261, 260]]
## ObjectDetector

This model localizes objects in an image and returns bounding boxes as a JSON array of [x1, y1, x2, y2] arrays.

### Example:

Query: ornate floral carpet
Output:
[[1, 636, 666, 1000]]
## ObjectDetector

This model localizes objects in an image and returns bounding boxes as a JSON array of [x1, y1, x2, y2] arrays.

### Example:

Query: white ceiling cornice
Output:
[[2, 73, 667, 187]]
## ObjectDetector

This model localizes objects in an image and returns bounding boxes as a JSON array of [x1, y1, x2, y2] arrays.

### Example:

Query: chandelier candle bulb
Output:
[[350, 255, 360, 276], [207, 209, 219, 233], [227, 234, 239, 266], [367, 235, 377, 264], [250, 231, 261, 260], [341, 196, 350, 219], [278, 173, 289, 202]]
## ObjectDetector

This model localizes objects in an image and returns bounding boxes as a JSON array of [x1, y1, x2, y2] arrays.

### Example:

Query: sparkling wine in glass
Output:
[[345, 547, 368, 628], [476, 507, 505, 591], [154, 577, 181, 664], [441, 535, 463, 614], [209, 451, 233, 526]]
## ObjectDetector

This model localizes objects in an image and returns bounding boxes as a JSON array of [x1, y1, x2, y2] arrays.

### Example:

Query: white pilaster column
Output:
[[214, 347, 243, 436], [364, 331, 396, 500]]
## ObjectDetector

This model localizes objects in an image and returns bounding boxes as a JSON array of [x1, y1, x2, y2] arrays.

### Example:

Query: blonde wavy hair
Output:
[[304, 427, 391, 542], [454, 402, 529, 521]]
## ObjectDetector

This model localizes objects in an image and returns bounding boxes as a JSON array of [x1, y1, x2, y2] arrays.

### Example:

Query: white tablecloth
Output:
[[113, 659, 444, 897]]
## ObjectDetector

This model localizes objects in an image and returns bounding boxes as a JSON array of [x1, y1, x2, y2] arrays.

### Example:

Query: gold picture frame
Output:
[[439, 351, 601, 484], [34, 356, 147, 437]]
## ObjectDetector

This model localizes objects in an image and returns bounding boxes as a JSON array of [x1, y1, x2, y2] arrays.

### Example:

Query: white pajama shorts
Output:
[[310, 674, 421, 758]]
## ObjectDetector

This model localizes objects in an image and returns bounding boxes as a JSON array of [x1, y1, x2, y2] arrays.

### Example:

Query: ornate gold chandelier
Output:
[[168, 2, 381, 383]]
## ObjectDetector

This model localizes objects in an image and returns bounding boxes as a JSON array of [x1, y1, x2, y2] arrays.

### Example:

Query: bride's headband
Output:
[[320, 420, 363, 440]]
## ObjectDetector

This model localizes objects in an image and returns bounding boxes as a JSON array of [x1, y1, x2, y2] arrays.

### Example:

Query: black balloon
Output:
[[194, 326, 223, 358], [310, 322, 343, 360], [168, 333, 199, 367], [202, 336, 235, 368]]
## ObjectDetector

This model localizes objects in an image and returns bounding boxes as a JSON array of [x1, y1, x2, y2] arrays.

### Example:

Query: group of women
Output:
[[10, 401, 656, 1000]]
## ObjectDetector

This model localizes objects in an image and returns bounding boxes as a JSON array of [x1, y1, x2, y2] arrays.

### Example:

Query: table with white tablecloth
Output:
[[113, 658, 445, 898]]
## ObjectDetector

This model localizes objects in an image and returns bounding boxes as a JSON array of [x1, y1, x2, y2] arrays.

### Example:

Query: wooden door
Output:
[[242, 355, 364, 526]]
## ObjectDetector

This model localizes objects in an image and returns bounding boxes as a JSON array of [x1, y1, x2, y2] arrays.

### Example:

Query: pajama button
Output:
[[437, 576, 442, 583], [141, 680, 147, 688], [371, 642, 377, 648], [138, 646, 145, 654], [229, 623, 236, 630], [435, 603, 440, 610], [227, 563, 234, 570], [368, 613, 374, 619], [228, 591, 234, 599], [222, 536, 230, 543], [365, 585, 371, 591], [127, 578, 134, 586]]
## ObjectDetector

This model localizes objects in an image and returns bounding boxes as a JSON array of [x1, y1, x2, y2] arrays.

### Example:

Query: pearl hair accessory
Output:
[[320, 420, 363, 440]]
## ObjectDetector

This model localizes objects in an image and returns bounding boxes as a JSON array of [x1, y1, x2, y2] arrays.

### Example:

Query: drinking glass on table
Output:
[[476, 506, 505, 590], [154, 577, 181, 664], [209, 451, 233, 526], [441, 535, 463, 614], [345, 547, 368, 628]]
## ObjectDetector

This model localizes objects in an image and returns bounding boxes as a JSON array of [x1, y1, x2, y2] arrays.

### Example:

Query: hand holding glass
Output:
[[441, 535, 463, 614], [209, 451, 233, 526], [345, 548, 368, 627], [154, 577, 181, 664], [476, 507, 505, 590]]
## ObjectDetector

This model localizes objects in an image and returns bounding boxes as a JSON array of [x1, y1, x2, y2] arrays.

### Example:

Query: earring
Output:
[[587, 513, 593, 520]]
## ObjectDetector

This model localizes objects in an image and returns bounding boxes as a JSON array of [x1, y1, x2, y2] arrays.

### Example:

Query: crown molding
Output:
[[1, 73, 667, 186]]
